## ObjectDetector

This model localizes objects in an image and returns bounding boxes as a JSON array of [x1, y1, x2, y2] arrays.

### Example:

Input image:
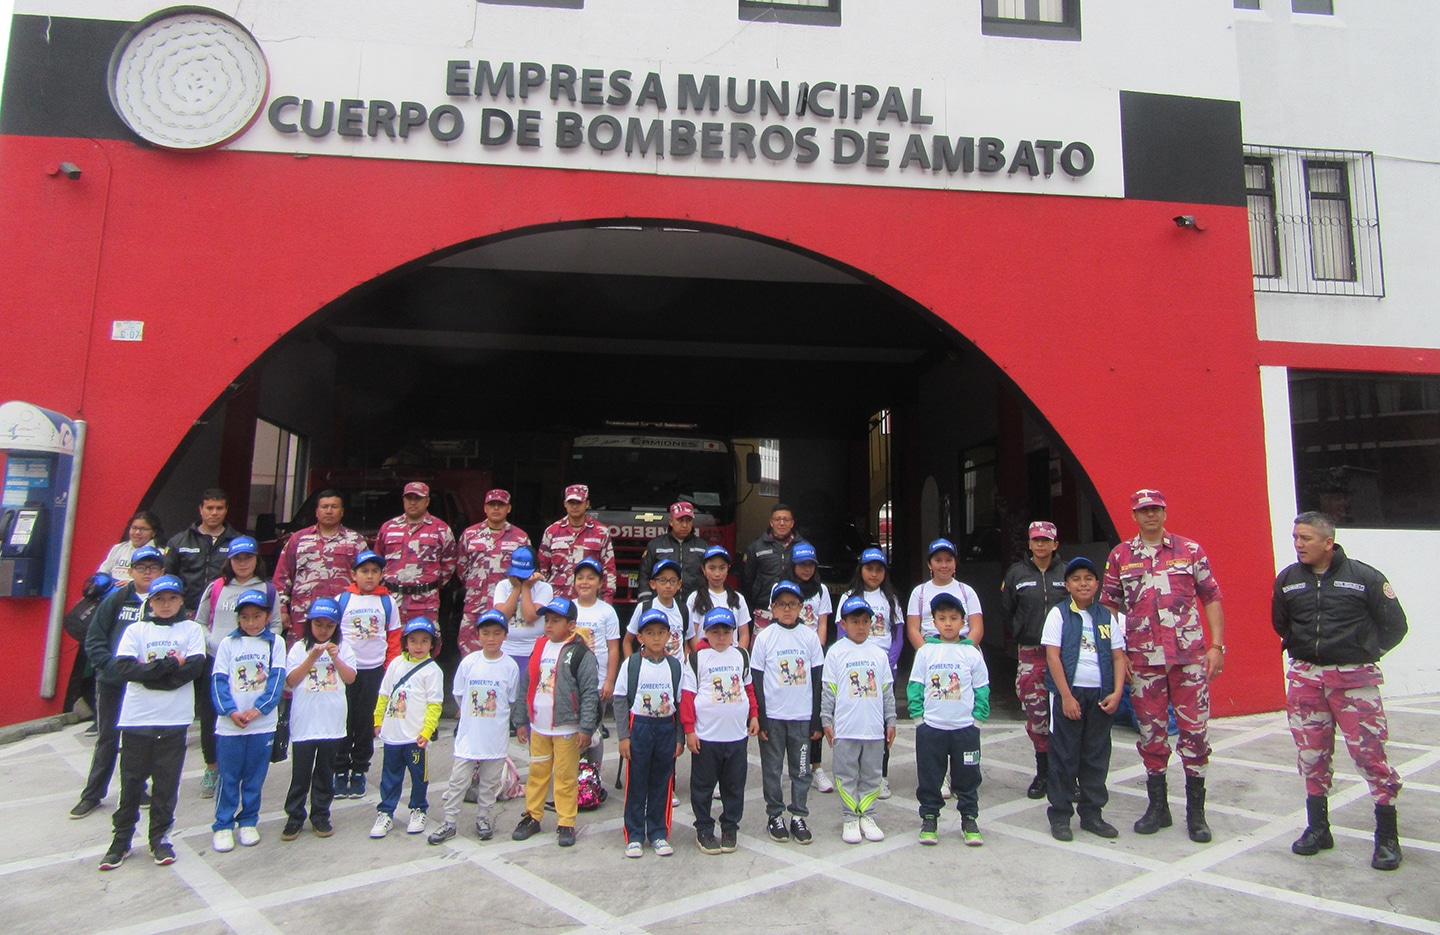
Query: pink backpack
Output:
[[576, 761, 605, 811]]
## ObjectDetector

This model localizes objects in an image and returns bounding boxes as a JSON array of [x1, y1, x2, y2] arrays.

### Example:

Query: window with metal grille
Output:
[[1243, 146, 1382, 296], [981, 0, 1081, 40], [740, 0, 840, 26]]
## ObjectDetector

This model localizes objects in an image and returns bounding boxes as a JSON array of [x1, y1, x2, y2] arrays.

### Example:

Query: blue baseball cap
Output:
[[703, 607, 737, 630], [308, 597, 341, 621], [234, 589, 271, 611], [575, 557, 604, 577], [791, 543, 818, 565], [147, 575, 184, 597], [839, 595, 874, 618], [507, 546, 536, 578], [476, 608, 509, 631], [542, 596, 578, 620], [930, 591, 966, 614], [703, 545, 731, 563], [770, 580, 803, 602], [1064, 556, 1100, 579], [130, 545, 165, 567], [403, 618, 438, 638], [637, 608, 671, 632], [650, 559, 681, 579], [353, 549, 383, 570], [928, 538, 957, 558], [228, 536, 258, 557], [860, 547, 887, 566]]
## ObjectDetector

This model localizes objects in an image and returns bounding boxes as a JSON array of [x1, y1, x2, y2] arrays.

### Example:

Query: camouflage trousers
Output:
[[1286, 659, 1401, 805], [1015, 646, 1050, 753], [1131, 662, 1210, 777]]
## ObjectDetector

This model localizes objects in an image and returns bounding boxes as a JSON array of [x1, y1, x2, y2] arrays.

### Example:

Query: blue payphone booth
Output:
[[0, 401, 77, 598]]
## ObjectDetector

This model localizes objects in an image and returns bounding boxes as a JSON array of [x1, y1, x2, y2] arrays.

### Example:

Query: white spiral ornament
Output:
[[109, 10, 269, 151]]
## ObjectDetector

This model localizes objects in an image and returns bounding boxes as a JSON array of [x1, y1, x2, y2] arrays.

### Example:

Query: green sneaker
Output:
[[200, 767, 218, 799], [919, 816, 939, 846], [961, 816, 984, 847]]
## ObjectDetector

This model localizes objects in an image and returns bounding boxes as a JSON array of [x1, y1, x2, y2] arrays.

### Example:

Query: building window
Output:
[[249, 419, 307, 532], [1245, 157, 1280, 278], [1290, 371, 1440, 529], [1292, 0, 1333, 13], [981, 0, 1081, 40], [1234, 0, 1261, 8], [758, 438, 781, 498], [478, 0, 584, 7], [1243, 146, 1382, 296], [739, 0, 841, 26]]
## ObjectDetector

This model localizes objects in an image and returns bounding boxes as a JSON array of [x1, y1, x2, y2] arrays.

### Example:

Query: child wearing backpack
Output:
[[615, 609, 684, 857], [370, 618, 444, 839], [687, 546, 752, 649], [430, 609, 523, 844], [281, 597, 356, 841], [682, 607, 758, 855], [752, 580, 824, 844], [573, 557, 620, 786], [836, 548, 904, 799], [334, 550, 402, 799], [823, 596, 897, 844], [624, 559, 689, 659]]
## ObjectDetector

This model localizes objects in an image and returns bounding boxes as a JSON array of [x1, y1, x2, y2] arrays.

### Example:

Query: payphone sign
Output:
[[3, 457, 52, 508]]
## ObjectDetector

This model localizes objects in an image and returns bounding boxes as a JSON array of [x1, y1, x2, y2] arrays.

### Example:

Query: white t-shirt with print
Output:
[[837, 588, 901, 661], [453, 651, 520, 759], [576, 599, 621, 690], [627, 599, 686, 658], [530, 638, 573, 736], [495, 578, 555, 658], [751, 622, 823, 722], [681, 646, 752, 742], [378, 654, 444, 745], [798, 585, 832, 635], [286, 641, 357, 742], [823, 638, 892, 741], [213, 633, 288, 736], [115, 619, 208, 728], [1041, 603, 1127, 690], [906, 579, 981, 639], [336, 590, 401, 669], [910, 640, 989, 730], [685, 589, 752, 640], [618, 654, 680, 720]]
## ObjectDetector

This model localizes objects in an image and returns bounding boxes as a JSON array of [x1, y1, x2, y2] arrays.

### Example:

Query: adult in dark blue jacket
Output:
[[166, 488, 243, 611]]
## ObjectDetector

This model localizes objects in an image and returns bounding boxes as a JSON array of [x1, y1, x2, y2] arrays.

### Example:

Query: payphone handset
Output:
[[1, 507, 47, 558]]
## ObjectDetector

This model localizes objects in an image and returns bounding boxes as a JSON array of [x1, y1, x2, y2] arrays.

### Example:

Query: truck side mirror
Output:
[[745, 452, 762, 486]]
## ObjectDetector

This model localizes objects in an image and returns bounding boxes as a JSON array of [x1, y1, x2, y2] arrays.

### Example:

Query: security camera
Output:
[[59, 162, 82, 180], [1173, 215, 1197, 229]]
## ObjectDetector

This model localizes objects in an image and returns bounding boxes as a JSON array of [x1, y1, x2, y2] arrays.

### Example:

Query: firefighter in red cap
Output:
[[375, 482, 457, 644], [538, 484, 617, 602], [455, 488, 532, 657]]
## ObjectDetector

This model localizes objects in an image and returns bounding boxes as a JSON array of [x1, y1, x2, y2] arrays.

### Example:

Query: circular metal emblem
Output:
[[109, 10, 269, 151]]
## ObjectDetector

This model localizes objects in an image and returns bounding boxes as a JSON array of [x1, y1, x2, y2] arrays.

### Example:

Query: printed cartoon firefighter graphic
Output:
[[640, 691, 673, 717], [469, 686, 499, 718], [350, 611, 381, 641], [847, 666, 879, 697], [777, 654, 808, 686], [928, 669, 966, 701], [386, 689, 409, 718], [146, 644, 182, 664], [305, 659, 339, 692], [711, 671, 745, 703], [234, 660, 267, 692]]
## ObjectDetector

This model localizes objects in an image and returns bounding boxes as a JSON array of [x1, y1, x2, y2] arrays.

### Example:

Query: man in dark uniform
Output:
[[1273, 510, 1408, 871], [639, 501, 711, 598], [741, 503, 805, 630]]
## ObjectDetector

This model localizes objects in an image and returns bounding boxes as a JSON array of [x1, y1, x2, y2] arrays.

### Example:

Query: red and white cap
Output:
[[670, 501, 695, 519], [485, 489, 511, 505], [403, 482, 430, 498], [564, 484, 589, 503], [1028, 521, 1058, 540], [1130, 488, 1167, 510]]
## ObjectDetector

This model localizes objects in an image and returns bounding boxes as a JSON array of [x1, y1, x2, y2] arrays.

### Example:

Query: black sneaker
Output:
[[69, 799, 100, 820], [512, 815, 544, 841], [767, 816, 790, 842], [152, 843, 176, 866], [281, 821, 304, 841], [557, 826, 576, 847], [720, 829, 738, 853], [790, 817, 812, 845], [696, 831, 722, 855], [98, 846, 129, 871], [312, 816, 333, 837], [1050, 820, 1074, 842], [1080, 816, 1119, 839]]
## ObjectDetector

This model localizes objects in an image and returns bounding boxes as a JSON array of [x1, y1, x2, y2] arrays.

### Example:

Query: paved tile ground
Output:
[[4, 694, 1438, 935]]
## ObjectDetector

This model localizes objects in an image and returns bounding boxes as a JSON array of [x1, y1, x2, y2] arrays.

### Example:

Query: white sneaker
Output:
[[407, 809, 428, 834], [625, 841, 644, 858], [652, 838, 674, 856], [212, 829, 235, 853], [812, 767, 835, 793], [370, 813, 393, 838], [237, 826, 260, 847], [671, 792, 680, 807], [860, 815, 885, 842], [941, 776, 952, 799], [878, 778, 892, 800], [842, 818, 862, 844]]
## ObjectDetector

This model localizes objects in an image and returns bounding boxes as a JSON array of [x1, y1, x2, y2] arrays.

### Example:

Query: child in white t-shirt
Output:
[[687, 545, 752, 648], [493, 545, 553, 672], [624, 559, 689, 659], [334, 550, 402, 800], [681, 608, 758, 855], [752, 580, 824, 845], [430, 609, 522, 844], [615, 610, 684, 857], [281, 597, 356, 841], [370, 618, 445, 839], [210, 589, 288, 854], [905, 538, 984, 649], [573, 558, 620, 780], [837, 547, 905, 799], [822, 597, 896, 845]]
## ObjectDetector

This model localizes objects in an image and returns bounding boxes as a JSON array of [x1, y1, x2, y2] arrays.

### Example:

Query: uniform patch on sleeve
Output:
[[1383, 582, 1396, 600]]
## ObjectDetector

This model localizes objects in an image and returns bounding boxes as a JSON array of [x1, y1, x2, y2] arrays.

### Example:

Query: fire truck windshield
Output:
[[569, 437, 736, 523]]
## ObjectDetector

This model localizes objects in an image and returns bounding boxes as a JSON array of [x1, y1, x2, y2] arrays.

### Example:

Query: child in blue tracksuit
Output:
[[210, 589, 287, 853], [615, 609, 684, 857]]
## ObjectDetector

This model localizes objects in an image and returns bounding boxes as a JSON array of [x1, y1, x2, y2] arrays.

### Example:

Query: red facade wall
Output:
[[0, 133, 1278, 723]]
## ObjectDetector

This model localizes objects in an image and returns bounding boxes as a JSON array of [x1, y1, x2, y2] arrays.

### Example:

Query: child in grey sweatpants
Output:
[[821, 596, 897, 844]]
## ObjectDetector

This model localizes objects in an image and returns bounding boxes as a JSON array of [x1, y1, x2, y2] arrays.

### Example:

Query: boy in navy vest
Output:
[[1042, 557, 1127, 841]]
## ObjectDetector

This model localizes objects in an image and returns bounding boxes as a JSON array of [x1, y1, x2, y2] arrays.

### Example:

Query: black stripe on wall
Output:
[[1, 14, 139, 140], [1120, 91, 1244, 207]]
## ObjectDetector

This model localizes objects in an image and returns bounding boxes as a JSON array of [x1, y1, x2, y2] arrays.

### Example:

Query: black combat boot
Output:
[[1185, 775, 1212, 843], [1027, 751, 1048, 800], [1133, 773, 1172, 835], [1372, 803, 1402, 871], [1291, 795, 1333, 856]]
